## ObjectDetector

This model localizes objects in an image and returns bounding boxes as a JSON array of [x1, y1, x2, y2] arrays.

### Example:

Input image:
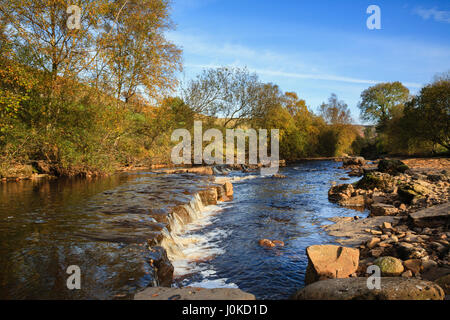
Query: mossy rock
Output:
[[398, 183, 430, 204], [355, 172, 394, 191], [374, 256, 404, 276], [378, 159, 410, 176]]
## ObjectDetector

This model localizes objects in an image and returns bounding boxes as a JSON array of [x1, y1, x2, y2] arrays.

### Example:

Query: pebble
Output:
[[382, 222, 392, 229], [401, 270, 413, 278], [367, 237, 381, 249]]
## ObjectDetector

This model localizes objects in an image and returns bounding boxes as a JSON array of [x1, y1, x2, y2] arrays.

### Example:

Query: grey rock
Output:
[[134, 287, 256, 300], [292, 277, 445, 300]]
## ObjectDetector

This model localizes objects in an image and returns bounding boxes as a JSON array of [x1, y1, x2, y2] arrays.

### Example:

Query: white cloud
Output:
[[169, 31, 424, 88], [185, 63, 422, 88], [414, 7, 450, 24]]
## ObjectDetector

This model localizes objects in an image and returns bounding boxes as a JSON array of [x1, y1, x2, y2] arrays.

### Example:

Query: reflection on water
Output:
[[0, 172, 212, 299]]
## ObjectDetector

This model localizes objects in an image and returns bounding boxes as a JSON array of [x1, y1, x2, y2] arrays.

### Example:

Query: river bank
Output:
[[293, 157, 449, 300]]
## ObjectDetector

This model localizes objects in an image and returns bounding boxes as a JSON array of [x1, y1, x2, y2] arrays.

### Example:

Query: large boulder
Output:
[[305, 245, 359, 285], [292, 278, 445, 300], [355, 172, 395, 192], [374, 256, 404, 276], [134, 287, 255, 300], [377, 159, 410, 176]]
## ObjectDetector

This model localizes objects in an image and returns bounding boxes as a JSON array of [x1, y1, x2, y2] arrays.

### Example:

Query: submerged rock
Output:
[[258, 239, 284, 248], [292, 278, 445, 300], [305, 245, 359, 285], [259, 239, 275, 248]]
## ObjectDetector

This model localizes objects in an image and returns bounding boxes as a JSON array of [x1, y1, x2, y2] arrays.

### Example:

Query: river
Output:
[[0, 161, 366, 299]]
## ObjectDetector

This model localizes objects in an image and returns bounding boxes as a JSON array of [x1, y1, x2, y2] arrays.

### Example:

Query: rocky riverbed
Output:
[[293, 157, 450, 300]]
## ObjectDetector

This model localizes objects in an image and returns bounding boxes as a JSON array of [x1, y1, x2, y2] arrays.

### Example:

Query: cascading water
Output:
[[160, 192, 224, 278]]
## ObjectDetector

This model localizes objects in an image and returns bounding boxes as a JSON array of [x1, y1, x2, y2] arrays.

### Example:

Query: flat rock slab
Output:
[[322, 216, 401, 246], [409, 202, 450, 228], [134, 287, 256, 300], [292, 277, 445, 300]]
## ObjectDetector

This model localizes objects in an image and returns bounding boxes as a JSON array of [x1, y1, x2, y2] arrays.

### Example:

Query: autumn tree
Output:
[[182, 67, 260, 128], [319, 93, 353, 125], [0, 0, 105, 81], [358, 82, 410, 129], [0, 0, 181, 102], [99, 0, 182, 103]]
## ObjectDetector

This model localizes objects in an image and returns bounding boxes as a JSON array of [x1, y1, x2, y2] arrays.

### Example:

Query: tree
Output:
[[0, 0, 181, 102], [100, 0, 182, 103], [284, 92, 308, 118], [358, 82, 410, 129], [402, 80, 450, 151], [182, 67, 260, 128], [319, 93, 353, 125], [433, 70, 450, 82], [0, 0, 102, 80]]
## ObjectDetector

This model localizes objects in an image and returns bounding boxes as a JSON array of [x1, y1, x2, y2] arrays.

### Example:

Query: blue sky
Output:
[[168, 0, 450, 123]]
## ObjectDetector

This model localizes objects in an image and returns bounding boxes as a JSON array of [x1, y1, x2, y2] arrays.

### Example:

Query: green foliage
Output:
[[358, 82, 410, 131], [402, 80, 450, 151]]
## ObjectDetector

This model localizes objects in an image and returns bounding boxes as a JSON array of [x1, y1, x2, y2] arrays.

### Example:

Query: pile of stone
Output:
[[329, 159, 450, 217], [304, 158, 450, 300]]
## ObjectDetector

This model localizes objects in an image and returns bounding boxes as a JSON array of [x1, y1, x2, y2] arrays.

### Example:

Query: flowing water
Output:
[[0, 161, 366, 299]]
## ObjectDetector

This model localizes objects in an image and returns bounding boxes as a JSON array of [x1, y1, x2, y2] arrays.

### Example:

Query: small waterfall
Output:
[[160, 190, 222, 276]]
